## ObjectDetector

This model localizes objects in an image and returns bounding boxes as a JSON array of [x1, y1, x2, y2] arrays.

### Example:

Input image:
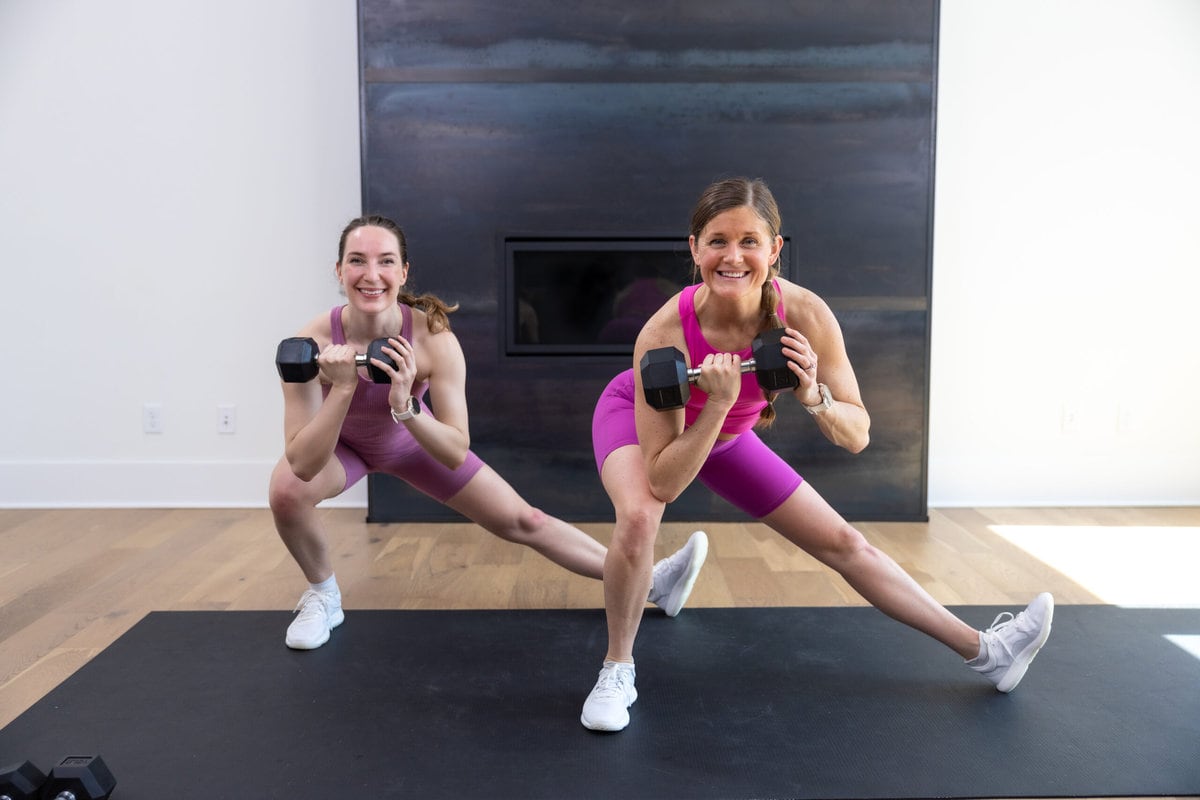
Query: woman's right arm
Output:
[[281, 344, 359, 482], [633, 310, 740, 504]]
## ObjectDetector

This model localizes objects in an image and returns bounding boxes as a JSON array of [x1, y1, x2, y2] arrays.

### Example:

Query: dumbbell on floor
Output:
[[0, 755, 116, 800], [640, 328, 799, 411], [0, 759, 44, 800], [275, 337, 396, 384]]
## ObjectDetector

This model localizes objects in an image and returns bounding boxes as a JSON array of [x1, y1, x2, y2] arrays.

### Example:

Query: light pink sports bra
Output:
[[322, 304, 429, 446]]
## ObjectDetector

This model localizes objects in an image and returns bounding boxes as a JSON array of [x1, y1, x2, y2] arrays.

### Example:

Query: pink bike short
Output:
[[335, 439, 485, 502], [592, 369, 803, 518]]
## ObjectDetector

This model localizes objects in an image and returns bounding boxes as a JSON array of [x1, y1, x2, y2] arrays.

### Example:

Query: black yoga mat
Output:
[[2, 605, 1198, 799]]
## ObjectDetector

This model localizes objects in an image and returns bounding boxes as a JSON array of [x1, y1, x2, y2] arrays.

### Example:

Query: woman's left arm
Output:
[[778, 285, 871, 454], [378, 329, 473, 470]]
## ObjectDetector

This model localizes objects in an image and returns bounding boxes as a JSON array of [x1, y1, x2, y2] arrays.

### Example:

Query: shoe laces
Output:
[[983, 609, 1037, 656], [593, 665, 634, 701], [984, 611, 1017, 634], [648, 557, 675, 603], [652, 540, 691, 585], [294, 589, 335, 620]]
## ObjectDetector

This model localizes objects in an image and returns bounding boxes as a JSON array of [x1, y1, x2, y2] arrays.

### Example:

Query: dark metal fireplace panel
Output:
[[359, 0, 939, 522]]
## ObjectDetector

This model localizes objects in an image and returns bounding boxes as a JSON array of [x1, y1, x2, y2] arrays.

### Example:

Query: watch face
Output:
[[806, 384, 832, 414]]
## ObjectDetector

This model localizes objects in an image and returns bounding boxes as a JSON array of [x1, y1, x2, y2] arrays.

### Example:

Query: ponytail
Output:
[[400, 290, 458, 334], [755, 278, 785, 428]]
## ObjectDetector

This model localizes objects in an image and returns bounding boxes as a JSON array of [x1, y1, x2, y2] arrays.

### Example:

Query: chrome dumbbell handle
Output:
[[684, 359, 758, 382]]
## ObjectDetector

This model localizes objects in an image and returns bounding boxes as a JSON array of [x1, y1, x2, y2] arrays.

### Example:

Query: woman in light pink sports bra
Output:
[[268, 215, 708, 652], [580, 178, 1054, 733]]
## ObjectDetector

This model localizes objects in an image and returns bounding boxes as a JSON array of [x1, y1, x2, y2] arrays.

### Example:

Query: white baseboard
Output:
[[0, 460, 368, 508]]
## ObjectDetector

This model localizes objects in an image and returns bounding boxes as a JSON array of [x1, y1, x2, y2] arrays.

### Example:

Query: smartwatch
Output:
[[390, 396, 421, 423], [804, 383, 834, 416]]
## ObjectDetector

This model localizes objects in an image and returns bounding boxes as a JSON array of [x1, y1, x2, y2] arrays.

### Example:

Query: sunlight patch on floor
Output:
[[989, 525, 1200, 608], [1165, 634, 1200, 663]]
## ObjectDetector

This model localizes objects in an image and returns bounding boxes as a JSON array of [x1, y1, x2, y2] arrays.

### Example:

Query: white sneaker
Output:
[[968, 592, 1054, 692], [648, 530, 708, 617], [581, 661, 638, 732], [285, 589, 345, 650]]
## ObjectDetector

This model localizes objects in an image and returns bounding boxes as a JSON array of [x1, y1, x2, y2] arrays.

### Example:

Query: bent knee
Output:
[[268, 461, 330, 518], [610, 504, 663, 558], [268, 474, 306, 518]]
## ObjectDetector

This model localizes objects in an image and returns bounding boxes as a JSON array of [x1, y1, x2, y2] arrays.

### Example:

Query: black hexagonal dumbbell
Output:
[[43, 755, 116, 800], [0, 759, 46, 800], [0, 755, 116, 800], [640, 328, 799, 411], [275, 336, 396, 384]]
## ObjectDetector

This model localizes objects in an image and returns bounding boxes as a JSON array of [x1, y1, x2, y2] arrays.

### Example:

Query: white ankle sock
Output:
[[966, 633, 989, 666], [310, 574, 340, 597]]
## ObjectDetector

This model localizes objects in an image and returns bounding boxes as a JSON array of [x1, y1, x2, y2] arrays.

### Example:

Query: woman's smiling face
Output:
[[336, 224, 407, 311], [689, 204, 782, 299]]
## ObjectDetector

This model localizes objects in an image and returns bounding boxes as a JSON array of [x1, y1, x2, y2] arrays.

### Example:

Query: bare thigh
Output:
[[441, 464, 532, 531], [760, 481, 861, 563]]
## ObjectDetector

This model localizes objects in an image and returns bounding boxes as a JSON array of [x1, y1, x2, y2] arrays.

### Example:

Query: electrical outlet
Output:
[[143, 403, 164, 434], [1059, 403, 1079, 434], [217, 404, 237, 434], [1117, 403, 1139, 434]]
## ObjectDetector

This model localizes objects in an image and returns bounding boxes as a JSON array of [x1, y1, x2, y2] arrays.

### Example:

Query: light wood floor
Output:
[[2, 506, 1198, 799]]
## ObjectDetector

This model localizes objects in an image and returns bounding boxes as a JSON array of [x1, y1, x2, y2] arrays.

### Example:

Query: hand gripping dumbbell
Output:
[[0, 755, 116, 800], [640, 328, 799, 410], [275, 336, 397, 384]]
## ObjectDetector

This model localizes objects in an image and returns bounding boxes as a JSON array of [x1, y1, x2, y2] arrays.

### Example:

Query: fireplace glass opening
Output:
[[505, 237, 794, 356]]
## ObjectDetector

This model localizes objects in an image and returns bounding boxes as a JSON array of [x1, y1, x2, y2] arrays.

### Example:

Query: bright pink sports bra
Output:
[[679, 281, 786, 436]]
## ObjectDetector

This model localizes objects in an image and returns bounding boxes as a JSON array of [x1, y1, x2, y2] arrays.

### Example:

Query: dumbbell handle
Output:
[[291, 346, 382, 373], [685, 358, 759, 382], [305, 350, 375, 367]]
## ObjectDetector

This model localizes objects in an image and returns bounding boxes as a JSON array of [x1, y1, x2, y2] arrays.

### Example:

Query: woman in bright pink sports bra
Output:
[[580, 178, 1055, 733], [268, 215, 708, 652]]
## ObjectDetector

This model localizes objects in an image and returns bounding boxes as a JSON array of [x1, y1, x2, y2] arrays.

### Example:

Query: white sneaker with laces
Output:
[[968, 592, 1054, 692], [648, 530, 708, 617], [285, 589, 345, 650], [581, 661, 638, 732]]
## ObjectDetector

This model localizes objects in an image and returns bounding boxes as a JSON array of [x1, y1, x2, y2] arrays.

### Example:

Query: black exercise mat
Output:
[[2, 606, 1198, 799]]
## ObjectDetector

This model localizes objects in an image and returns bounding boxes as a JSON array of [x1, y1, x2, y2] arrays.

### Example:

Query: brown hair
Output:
[[337, 214, 458, 333], [689, 177, 786, 425]]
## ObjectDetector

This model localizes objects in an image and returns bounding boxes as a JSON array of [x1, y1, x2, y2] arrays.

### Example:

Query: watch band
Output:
[[390, 396, 420, 423], [804, 383, 834, 415]]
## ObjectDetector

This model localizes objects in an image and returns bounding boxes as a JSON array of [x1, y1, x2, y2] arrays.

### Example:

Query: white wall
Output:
[[0, 1, 1196, 509], [930, 0, 1200, 505], [0, 0, 367, 506]]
